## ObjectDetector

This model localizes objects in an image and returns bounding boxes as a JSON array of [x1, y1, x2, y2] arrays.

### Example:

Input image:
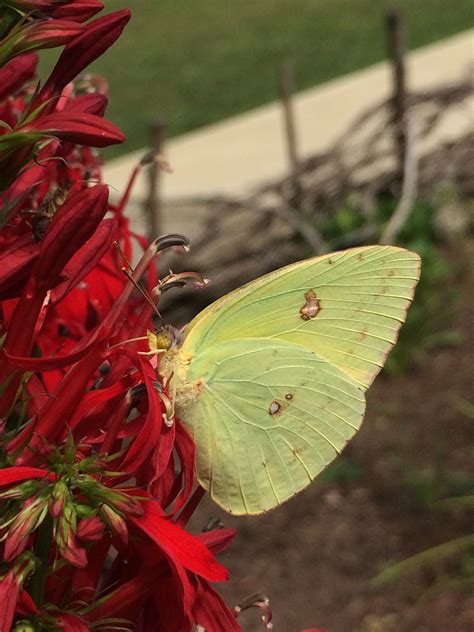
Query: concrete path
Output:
[[103, 30, 473, 235]]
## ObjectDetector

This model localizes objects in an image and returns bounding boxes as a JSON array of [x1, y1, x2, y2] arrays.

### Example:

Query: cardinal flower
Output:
[[0, 19, 84, 67], [0, 554, 37, 632]]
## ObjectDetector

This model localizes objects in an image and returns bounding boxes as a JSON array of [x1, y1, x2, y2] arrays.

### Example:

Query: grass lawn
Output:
[[87, 0, 473, 157]]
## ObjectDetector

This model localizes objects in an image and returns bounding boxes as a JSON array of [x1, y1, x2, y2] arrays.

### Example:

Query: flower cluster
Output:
[[0, 3, 244, 630]]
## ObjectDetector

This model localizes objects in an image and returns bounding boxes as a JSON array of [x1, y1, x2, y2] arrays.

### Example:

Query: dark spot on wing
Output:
[[359, 327, 368, 340], [299, 289, 321, 321], [357, 252, 364, 261], [328, 258, 333, 265], [285, 393, 294, 401], [388, 269, 394, 277], [269, 400, 282, 415]]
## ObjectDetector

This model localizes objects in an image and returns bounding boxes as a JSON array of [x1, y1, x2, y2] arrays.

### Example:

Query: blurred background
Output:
[[96, 2, 472, 630]]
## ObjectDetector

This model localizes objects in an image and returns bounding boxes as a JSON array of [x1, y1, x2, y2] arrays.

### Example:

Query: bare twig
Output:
[[279, 59, 300, 199], [386, 8, 408, 175], [380, 116, 419, 244], [274, 203, 328, 253], [144, 118, 166, 239]]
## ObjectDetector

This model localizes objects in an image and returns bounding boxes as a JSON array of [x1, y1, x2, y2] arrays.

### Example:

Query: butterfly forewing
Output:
[[182, 246, 421, 389]]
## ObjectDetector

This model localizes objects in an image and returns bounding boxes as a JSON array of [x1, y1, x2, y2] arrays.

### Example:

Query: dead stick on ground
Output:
[[279, 60, 301, 200], [380, 116, 419, 245], [386, 7, 408, 177], [144, 118, 166, 239]]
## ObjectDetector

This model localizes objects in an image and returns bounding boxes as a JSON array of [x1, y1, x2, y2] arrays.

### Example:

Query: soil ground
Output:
[[190, 241, 474, 632]]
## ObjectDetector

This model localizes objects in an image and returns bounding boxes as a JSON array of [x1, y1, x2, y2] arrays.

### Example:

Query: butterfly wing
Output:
[[174, 337, 365, 515], [181, 246, 421, 389]]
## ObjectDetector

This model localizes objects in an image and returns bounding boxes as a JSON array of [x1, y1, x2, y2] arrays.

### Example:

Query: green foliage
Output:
[[316, 456, 362, 485], [371, 534, 474, 589], [372, 462, 474, 598], [386, 199, 460, 374]]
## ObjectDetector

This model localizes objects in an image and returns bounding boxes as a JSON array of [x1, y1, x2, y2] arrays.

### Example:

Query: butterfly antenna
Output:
[[113, 240, 133, 273], [113, 241, 163, 322]]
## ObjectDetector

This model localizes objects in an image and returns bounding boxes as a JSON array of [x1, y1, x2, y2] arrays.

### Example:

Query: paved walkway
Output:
[[103, 29, 473, 235]]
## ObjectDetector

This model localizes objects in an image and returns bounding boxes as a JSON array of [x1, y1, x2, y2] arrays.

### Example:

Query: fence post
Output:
[[279, 60, 301, 202], [144, 118, 166, 239], [386, 8, 408, 178]]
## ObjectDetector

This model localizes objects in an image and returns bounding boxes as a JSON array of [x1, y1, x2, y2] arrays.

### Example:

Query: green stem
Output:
[[29, 514, 53, 607]]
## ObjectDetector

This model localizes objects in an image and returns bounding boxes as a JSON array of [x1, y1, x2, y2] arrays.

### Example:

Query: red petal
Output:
[[9, 345, 106, 457], [34, 184, 109, 289], [130, 500, 229, 583], [50, 1, 104, 22], [55, 612, 90, 632], [17, 589, 39, 615], [0, 571, 19, 632], [40, 9, 131, 102], [50, 218, 117, 305], [119, 355, 164, 474], [85, 573, 154, 621], [198, 529, 237, 556], [0, 466, 50, 486], [63, 93, 108, 116], [166, 420, 196, 515], [70, 537, 112, 604], [0, 234, 40, 300], [193, 579, 242, 632], [0, 53, 38, 101], [28, 111, 124, 147]]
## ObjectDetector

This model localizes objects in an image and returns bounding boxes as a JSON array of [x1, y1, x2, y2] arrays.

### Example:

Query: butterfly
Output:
[[157, 245, 421, 515]]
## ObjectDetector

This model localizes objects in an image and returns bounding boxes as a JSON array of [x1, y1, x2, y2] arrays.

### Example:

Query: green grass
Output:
[[86, 0, 473, 157]]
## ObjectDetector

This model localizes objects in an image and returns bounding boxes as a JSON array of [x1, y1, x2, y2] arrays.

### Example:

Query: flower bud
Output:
[[49, 479, 69, 518], [77, 515, 105, 541], [4, 496, 49, 561], [99, 503, 128, 543]]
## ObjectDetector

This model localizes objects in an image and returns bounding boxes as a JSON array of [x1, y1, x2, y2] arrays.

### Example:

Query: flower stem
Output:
[[29, 514, 53, 606]]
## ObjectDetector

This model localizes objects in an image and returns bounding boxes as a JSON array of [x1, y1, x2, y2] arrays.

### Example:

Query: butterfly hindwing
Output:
[[175, 337, 365, 514]]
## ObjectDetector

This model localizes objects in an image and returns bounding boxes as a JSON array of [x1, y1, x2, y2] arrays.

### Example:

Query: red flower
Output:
[[19, 109, 125, 147], [0, 53, 38, 101], [0, 233, 41, 300], [39, 9, 131, 104], [0, 555, 37, 632], [76, 515, 105, 541], [4, 1, 104, 22], [4, 495, 50, 561], [4, 185, 109, 356], [0, 19, 84, 67], [0, 466, 50, 486], [193, 580, 242, 632], [130, 499, 229, 583], [50, 1, 104, 23], [0, 2, 255, 628]]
